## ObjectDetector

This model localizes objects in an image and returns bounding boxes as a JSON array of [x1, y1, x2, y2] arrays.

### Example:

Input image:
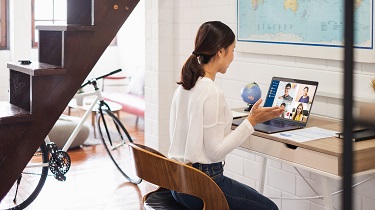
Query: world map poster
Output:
[[236, 0, 375, 63]]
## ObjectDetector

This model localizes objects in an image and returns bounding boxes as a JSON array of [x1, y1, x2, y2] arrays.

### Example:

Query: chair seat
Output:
[[144, 188, 190, 210]]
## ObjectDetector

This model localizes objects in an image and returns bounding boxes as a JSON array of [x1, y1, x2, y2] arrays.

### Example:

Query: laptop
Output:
[[233, 77, 318, 134]]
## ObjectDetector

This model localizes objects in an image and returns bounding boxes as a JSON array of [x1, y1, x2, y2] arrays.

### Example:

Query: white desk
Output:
[[232, 108, 375, 210]]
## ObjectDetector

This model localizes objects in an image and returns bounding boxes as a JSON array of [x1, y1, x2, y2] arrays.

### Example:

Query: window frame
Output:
[[0, 0, 8, 50], [31, 0, 117, 48], [31, 0, 67, 48]]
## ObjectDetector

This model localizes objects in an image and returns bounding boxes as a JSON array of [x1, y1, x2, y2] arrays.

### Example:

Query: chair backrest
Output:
[[129, 143, 229, 210]]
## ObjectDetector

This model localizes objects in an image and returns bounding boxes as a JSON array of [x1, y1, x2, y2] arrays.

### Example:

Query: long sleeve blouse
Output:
[[168, 77, 254, 164]]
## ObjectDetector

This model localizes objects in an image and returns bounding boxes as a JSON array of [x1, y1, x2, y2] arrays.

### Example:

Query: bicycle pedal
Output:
[[55, 174, 66, 182]]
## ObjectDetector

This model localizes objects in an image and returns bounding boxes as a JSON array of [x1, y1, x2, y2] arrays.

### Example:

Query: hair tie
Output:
[[192, 51, 202, 64]]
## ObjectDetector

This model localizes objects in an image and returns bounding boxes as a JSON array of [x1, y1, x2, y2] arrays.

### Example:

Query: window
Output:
[[31, 0, 66, 48], [0, 0, 8, 49], [31, 0, 116, 48]]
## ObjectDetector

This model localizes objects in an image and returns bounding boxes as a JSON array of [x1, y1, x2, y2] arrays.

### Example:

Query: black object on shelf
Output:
[[336, 128, 375, 142], [18, 60, 32, 65]]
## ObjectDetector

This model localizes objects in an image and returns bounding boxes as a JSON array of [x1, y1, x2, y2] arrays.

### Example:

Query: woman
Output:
[[168, 21, 283, 210], [298, 86, 310, 103], [292, 103, 304, 121]]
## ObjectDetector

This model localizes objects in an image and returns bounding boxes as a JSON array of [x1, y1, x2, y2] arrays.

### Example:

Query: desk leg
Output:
[[259, 157, 267, 194], [321, 176, 334, 210]]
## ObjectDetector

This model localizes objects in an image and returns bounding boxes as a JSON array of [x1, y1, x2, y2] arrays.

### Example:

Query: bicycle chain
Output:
[[46, 142, 71, 181]]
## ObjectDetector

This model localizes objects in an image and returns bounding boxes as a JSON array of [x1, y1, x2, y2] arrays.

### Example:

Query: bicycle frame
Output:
[[44, 88, 104, 152], [65, 89, 103, 152]]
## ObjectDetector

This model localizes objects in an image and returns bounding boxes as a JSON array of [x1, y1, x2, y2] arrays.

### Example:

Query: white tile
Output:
[[353, 176, 375, 200], [174, 23, 193, 41], [295, 176, 324, 206], [326, 59, 343, 72], [264, 185, 282, 208], [310, 202, 325, 210], [281, 191, 311, 210], [363, 195, 375, 210], [282, 164, 311, 178], [243, 159, 262, 181], [362, 62, 375, 76], [295, 57, 327, 71], [332, 192, 362, 210], [225, 153, 244, 175], [268, 159, 282, 169], [223, 169, 233, 178], [174, 0, 192, 8], [232, 148, 256, 160], [268, 167, 296, 194]]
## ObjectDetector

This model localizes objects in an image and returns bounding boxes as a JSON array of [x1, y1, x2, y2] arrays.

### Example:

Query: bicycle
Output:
[[0, 69, 142, 210]]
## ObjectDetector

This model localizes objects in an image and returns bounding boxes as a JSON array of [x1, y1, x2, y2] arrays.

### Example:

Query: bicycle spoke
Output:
[[97, 110, 142, 184], [0, 145, 49, 210]]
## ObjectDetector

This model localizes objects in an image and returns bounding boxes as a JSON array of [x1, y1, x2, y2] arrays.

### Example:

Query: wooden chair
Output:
[[128, 143, 229, 210]]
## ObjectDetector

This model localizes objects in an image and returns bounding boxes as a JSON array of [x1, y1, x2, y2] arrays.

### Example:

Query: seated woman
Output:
[[168, 21, 282, 210]]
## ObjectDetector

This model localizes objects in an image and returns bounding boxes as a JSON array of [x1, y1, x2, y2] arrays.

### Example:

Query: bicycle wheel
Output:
[[0, 144, 49, 210], [97, 110, 142, 184]]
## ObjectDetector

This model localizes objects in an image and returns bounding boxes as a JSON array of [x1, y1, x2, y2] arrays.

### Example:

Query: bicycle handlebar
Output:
[[80, 69, 122, 88]]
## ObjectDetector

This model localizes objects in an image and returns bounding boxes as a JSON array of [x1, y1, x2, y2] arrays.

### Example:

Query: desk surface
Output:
[[232, 108, 375, 176]]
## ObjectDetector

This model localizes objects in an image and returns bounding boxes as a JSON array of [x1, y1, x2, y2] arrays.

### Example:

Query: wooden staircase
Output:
[[0, 0, 139, 200]]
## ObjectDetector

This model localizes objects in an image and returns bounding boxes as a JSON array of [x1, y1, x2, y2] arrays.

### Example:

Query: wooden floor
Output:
[[26, 111, 157, 210]]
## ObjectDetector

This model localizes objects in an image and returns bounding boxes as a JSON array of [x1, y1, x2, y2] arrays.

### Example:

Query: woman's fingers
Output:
[[248, 105, 285, 125], [251, 98, 263, 111]]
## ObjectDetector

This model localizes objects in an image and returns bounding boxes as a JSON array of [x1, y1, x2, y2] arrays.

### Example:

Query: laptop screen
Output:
[[264, 77, 318, 123]]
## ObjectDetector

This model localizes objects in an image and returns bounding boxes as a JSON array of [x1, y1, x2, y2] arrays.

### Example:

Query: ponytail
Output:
[[177, 21, 235, 90], [177, 54, 204, 90]]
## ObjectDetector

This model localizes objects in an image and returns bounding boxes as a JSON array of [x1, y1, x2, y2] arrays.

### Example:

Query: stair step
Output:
[[0, 102, 32, 125], [7, 61, 65, 76], [36, 24, 96, 32]]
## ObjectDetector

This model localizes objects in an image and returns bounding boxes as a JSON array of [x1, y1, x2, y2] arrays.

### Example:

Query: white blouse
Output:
[[168, 77, 254, 164]]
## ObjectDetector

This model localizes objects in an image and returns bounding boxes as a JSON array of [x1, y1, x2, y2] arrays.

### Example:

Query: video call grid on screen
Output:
[[264, 78, 318, 122]]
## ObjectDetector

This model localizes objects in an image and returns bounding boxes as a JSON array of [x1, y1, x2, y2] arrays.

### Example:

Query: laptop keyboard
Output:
[[263, 119, 298, 128]]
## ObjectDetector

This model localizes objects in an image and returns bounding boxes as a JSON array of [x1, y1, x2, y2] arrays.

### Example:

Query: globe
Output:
[[241, 82, 261, 111]]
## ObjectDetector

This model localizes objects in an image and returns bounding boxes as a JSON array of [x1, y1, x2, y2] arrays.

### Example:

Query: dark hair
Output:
[[177, 21, 235, 90], [304, 86, 309, 91], [292, 103, 304, 120], [280, 102, 286, 107], [286, 83, 291, 89]]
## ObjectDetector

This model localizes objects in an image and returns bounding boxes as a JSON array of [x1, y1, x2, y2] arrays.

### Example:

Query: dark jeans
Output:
[[171, 162, 278, 210]]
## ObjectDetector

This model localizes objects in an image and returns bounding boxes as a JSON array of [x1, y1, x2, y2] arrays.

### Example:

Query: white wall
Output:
[[144, 0, 375, 209]]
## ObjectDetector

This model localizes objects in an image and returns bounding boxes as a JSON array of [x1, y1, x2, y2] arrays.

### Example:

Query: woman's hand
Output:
[[247, 99, 285, 126]]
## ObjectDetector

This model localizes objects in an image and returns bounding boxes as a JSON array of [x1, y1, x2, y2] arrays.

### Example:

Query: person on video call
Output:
[[278, 83, 293, 102], [298, 86, 310, 103], [280, 102, 286, 118], [168, 21, 283, 210], [292, 103, 305, 121]]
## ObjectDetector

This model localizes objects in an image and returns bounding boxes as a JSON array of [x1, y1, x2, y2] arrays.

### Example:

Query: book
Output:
[[336, 128, 375, 142]]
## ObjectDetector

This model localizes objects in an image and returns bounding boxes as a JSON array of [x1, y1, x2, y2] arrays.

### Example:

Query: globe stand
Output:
[[244, 104, 254, 112]]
